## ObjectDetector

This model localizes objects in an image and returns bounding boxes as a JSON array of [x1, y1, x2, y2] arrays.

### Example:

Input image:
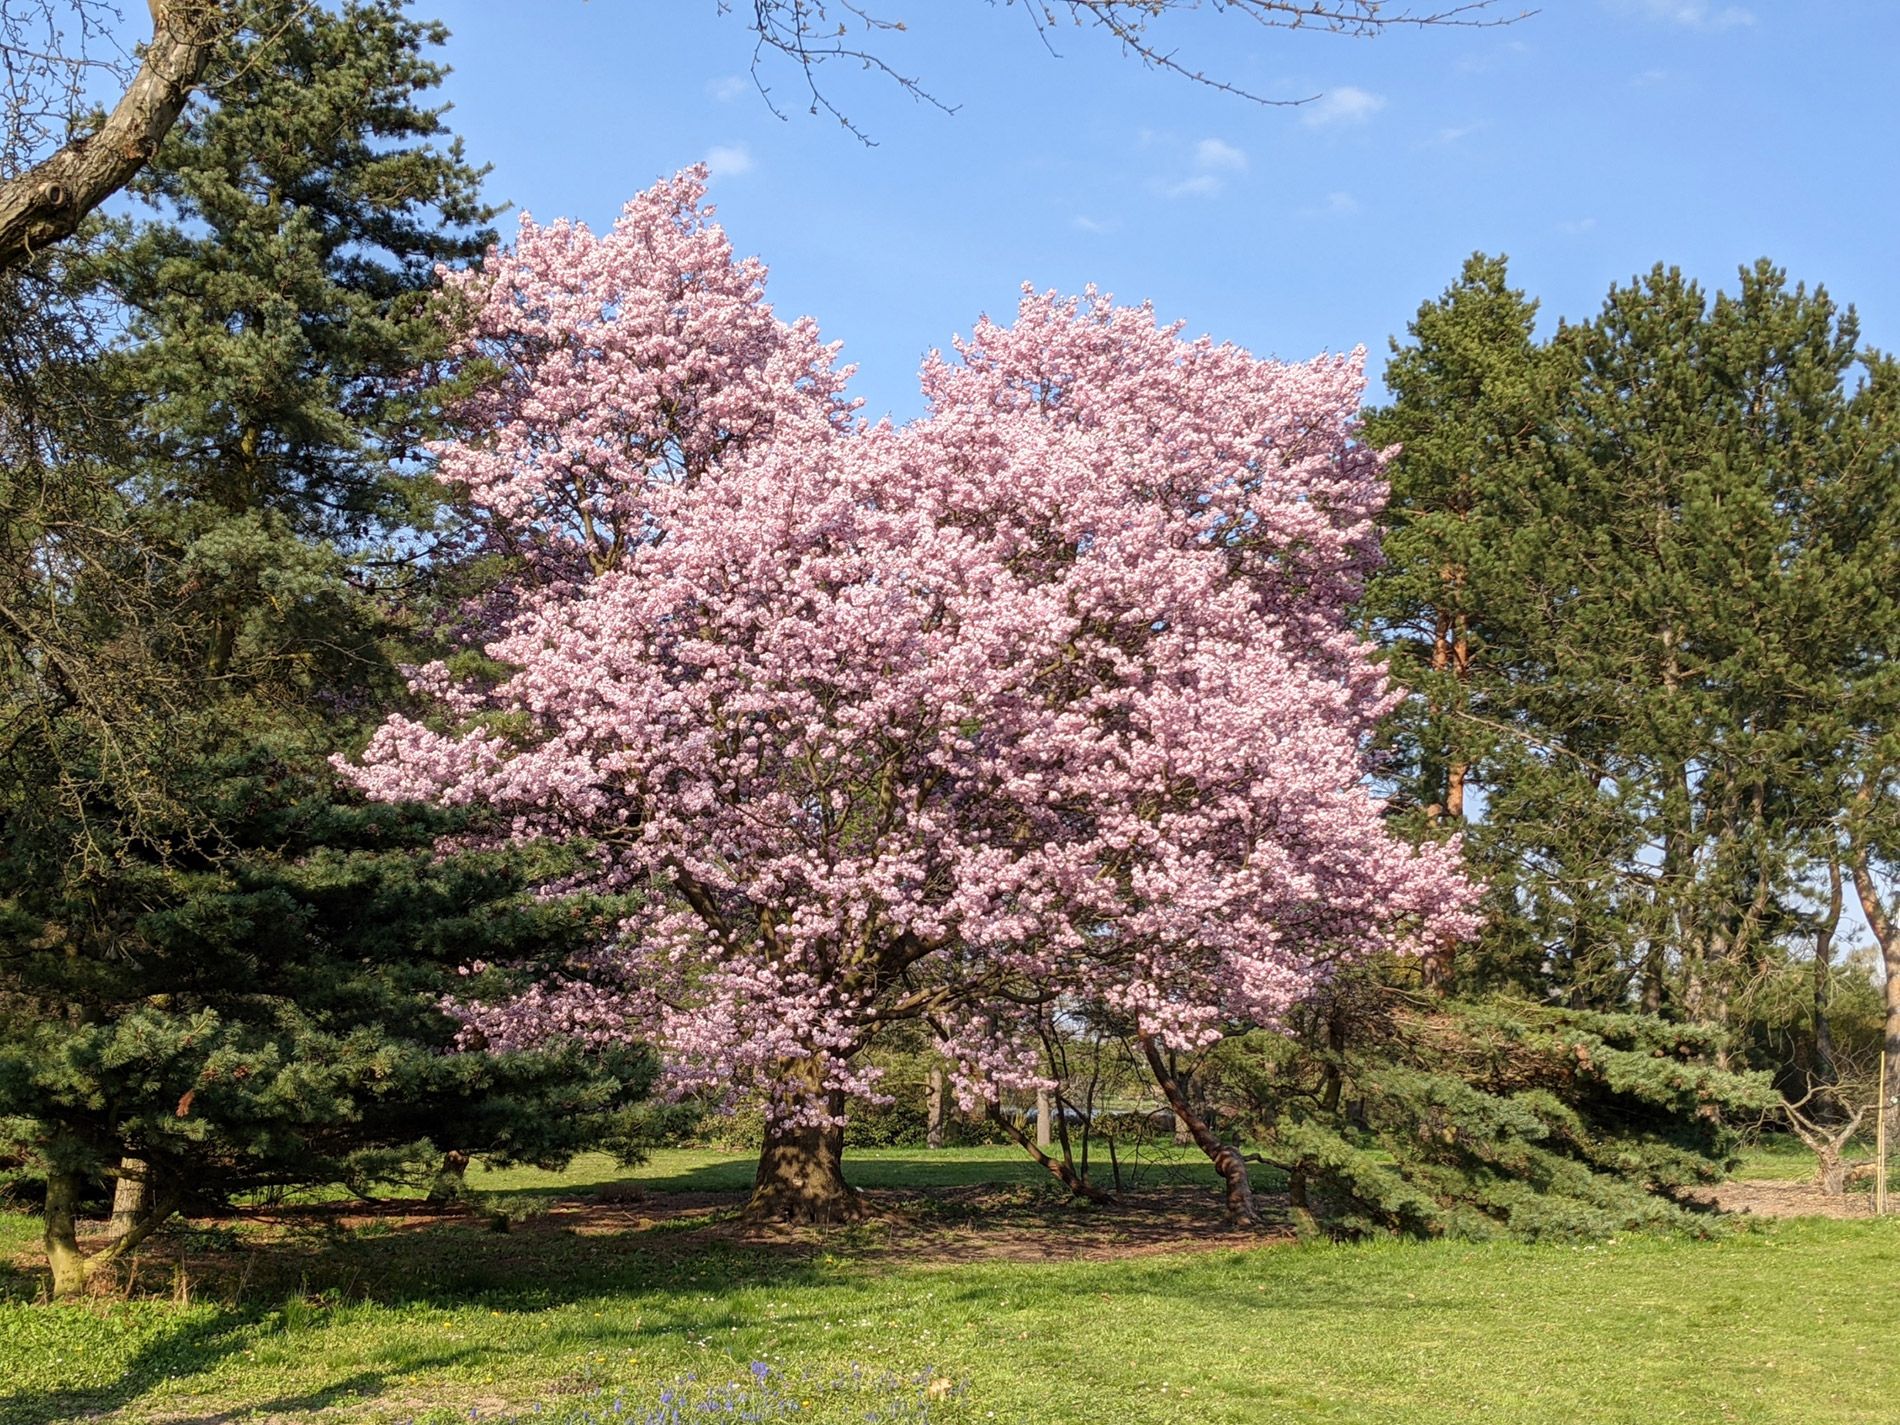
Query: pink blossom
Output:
[[342, 171, 1479, 1128]]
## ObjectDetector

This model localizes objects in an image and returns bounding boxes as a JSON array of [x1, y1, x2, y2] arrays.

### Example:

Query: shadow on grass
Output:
[[0, 1222, 842, 1425], [575, 1151, 1224, 1196], [1, 1336, 480, 1425]]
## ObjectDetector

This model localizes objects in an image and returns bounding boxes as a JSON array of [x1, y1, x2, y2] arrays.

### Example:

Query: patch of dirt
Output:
[[10, 1183, 1289, 1303], [540, 1183, 1291, 1263], [1697, 1179, 1877, 1220]]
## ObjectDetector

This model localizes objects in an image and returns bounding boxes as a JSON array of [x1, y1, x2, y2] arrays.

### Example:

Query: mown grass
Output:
[[0, 1146, 1891, 1425], [468, 1143, 1219, 1195], [1732, 1134, 1869, 1185]]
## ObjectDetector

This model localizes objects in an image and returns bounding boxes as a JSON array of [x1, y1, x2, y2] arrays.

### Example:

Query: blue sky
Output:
[[421, 1, 1900, 422]]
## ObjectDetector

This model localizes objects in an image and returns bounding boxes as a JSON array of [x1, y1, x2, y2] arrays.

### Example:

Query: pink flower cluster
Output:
[[343, 169, 1479, 1126]]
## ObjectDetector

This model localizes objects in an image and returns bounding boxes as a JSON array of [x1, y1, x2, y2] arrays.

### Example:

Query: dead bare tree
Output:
[[1780, 1077, 1870, 1196]]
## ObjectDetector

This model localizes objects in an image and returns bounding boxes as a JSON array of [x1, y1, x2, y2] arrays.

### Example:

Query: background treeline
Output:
[[2, 1, 1895, 1290]]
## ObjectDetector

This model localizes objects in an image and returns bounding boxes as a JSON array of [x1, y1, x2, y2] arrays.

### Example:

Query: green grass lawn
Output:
[[1, 1146, 1893, 1425], [1731, 1135, 1870, 1185], [468, 1142, 1219, 1195]]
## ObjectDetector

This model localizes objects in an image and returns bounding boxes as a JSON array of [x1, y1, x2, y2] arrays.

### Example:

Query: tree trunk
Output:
[[107, 1157, 150, 1242], [1035, 1086, 1053, 1150], [1141, 1036, 1261, 1227], [1419, 607, 1465, 991], [43, 1167, 91, 1300], [0, 1, 227, 272], [1814, 859, 1843, 1081], [426, 1150, 470, 1205], [987, 1103, 1114, 1203], [1816, 1143, 1847, 1196], [1848, 841, 1899, 1147], [744, 1058, 862, 1225], [925, 1067, 947, 1150]]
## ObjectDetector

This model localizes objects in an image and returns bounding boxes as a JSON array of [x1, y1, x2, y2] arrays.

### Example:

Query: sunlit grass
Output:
[[1, 1144, 1891, 1423]]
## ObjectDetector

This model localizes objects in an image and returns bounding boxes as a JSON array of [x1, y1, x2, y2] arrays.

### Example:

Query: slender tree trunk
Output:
[[1035, 1086, 1053, 1150], [1848, 843, 1899, 1145], [1640, 942, 1665, 1014], [1446, 611, 1470, 822], [1141, 1036, 1261, 1227], [987, 1103, 1114, 1203], [1814, 860, 1843, 1081], [925, 1067, 947, 1150], [745, 1057, 862, 1225], [107, 1157, 150, 1242], [1417, 607, 1467, 989], [43, 1167, 91, 1300]]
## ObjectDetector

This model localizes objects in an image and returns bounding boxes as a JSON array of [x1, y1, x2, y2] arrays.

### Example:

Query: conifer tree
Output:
[[0, 1, 651, 1298], [1216, 975, 1776, 1241], [1369, 259, 1895, 1034]]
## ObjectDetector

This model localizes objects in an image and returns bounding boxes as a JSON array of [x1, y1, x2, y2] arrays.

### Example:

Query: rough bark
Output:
[[106, 1156, 151, 1242], [744, 1058, 863, 1224], [0, 1, 227, 272], [1141, 1035, 1261, 1226], [925, 1066, 947, 1149]]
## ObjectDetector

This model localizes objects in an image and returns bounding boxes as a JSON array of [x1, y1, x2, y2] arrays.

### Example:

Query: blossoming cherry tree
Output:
[[345, 168, 1478, 1223]]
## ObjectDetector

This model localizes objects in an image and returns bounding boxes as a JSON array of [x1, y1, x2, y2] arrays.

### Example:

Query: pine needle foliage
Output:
[[1219, 979, 1776, 1242]]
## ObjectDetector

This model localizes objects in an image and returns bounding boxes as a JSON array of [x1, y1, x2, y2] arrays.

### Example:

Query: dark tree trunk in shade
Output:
[[745, 1057, 863, 1224]]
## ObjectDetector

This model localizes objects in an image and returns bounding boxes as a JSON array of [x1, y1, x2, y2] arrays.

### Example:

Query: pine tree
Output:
[[1369, 258, 1893, 1033], [1215, 974, 1775, 1241], [0, 2, 651, 1299]]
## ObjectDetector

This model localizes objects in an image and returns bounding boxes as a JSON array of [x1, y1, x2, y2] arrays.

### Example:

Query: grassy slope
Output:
[[1, 1147, 1891, 1425]]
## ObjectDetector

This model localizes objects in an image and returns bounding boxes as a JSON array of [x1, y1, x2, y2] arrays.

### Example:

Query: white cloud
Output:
[[1300, 86, 1386, 128], [1161, 136, 1250, 199], [1426, 123, 1482, 147], [1632, 67, 1671, 86], [1165, 174, 1222, 199], [1195, 138, 1248, 173], [1073, 214, 1117, 234], [1625, 1, 1754, 29], [1558, 216, 1599, 235], [1456, 40, 1531, 75], [1299, 191, 1361, 219], [708, 75, 749, 102], [705, 144, 753, 179]]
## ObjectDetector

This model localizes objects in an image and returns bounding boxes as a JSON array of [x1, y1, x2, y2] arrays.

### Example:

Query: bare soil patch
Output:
[[529, 1183, 1291, 1264], [9, 1183, 1290, 1303], [1698, 1179, 1876, 1220]]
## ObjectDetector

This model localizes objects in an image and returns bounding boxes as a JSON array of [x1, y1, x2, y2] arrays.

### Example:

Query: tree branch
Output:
[[0, 0, 227, 271]]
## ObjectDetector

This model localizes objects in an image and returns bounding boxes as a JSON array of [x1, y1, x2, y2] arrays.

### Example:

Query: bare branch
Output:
[[729, 0, 1531, 137]]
